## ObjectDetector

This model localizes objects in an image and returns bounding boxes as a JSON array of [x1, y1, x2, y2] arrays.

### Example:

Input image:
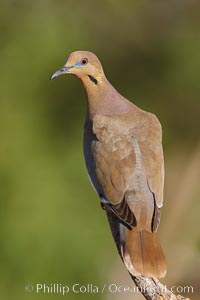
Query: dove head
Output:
[[51, 51, 105, 85]]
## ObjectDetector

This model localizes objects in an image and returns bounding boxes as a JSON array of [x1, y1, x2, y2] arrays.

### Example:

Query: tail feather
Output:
[[105, 209, 167, 278], [122, 229, 167, 278]]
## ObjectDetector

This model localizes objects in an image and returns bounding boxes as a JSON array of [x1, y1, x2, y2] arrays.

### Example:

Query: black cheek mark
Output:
[[88, 75, 98, 85]]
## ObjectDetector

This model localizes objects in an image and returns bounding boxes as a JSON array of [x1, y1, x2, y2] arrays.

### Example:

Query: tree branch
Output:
[[130, 275, 191, 300]]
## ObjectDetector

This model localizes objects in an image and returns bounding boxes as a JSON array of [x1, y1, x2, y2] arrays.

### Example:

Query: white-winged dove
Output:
[[51, 51, 167, 278]]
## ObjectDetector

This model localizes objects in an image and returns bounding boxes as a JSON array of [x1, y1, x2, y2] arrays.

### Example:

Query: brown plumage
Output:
[[51, 51, 167, 278]]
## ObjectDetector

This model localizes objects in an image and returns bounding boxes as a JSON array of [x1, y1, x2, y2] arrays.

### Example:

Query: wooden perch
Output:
[[131, 275, 191, 300]]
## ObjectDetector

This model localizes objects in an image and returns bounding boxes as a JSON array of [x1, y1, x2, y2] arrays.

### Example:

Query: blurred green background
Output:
[[0, 0, 199, 299]]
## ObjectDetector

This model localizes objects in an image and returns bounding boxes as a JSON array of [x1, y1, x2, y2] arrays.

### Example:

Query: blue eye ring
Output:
[[75, 57, 90, 67], [80, 58, 88, 65]]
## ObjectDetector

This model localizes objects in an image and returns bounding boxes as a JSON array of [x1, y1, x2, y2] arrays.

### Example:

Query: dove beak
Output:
[[50, 65, 74, 80]]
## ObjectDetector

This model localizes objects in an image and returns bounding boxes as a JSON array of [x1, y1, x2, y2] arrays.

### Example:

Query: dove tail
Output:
[[105, 209, 167, 278], [122, 228, 167, 278]]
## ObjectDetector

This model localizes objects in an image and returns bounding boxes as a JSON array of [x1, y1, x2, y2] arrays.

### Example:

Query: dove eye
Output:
[[81, 58, 88, 65]]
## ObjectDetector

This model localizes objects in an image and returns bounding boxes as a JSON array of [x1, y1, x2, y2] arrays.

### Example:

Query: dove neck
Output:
[[82, 76, 135, 119]]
